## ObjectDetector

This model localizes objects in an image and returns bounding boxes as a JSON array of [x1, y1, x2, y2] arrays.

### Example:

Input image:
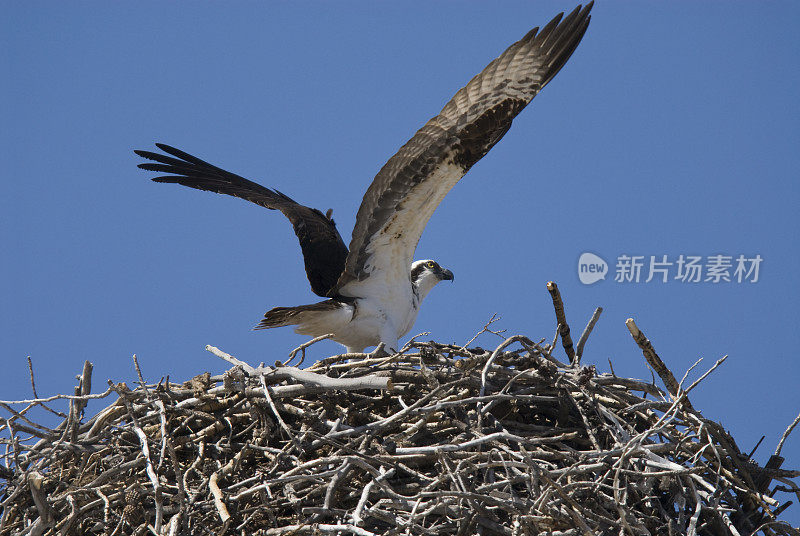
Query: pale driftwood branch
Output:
[[209, 472, 230, 523], [205, 345, 253, 371], [207, 344, 391, 391], [264, 366, 391, 391]]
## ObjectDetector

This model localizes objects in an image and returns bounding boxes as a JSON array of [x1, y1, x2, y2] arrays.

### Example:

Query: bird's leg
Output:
[[369, 342, 390, 359], [376, 325, 399, 357]]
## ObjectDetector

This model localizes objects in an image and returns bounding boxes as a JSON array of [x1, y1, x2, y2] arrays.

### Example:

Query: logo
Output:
[[578, 252, 608, 285], [577, 252, 763, 285]]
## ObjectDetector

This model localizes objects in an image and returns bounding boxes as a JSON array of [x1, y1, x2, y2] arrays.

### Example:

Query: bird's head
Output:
[[411, 259, 454, 299]]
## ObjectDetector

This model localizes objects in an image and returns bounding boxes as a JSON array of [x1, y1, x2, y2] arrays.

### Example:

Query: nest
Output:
[[1, 289, 799, 535]]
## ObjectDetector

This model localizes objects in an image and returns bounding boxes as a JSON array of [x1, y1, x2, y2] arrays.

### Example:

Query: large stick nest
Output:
[[1, 323, 798, 535]]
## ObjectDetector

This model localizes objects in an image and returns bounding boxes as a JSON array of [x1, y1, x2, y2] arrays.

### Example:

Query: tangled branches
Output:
[[1, 319, 798, 535]]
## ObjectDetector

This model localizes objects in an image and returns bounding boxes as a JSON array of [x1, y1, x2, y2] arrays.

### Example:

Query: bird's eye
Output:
[[426, 261, 435, 269]]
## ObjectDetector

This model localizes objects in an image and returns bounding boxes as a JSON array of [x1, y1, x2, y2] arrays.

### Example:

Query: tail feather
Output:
[[254, 299, 353, 332], [255, 305, 311, 330]]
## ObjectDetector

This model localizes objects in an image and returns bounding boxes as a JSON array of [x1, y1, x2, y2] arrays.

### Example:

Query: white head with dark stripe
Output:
[[410, 259, 454, 300]]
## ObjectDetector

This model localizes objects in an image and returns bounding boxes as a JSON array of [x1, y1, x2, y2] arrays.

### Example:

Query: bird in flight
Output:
[[135, 3, 592, 354]]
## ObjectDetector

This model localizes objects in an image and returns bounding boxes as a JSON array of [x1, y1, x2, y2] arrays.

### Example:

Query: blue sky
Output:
[[3, 1, 799, 523]]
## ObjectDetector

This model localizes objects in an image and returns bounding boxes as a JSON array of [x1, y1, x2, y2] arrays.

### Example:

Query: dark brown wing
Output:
[[332, 3, 592, 298], [135, 143, 348, 297]]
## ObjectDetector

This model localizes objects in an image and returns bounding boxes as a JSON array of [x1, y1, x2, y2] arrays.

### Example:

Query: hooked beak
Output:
[[440, 268, 455, 282]]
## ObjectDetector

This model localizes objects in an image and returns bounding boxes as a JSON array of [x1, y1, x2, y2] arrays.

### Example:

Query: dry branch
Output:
[[546, 281, 577, 365], [1, 320, 798, 536], [625, 318, 694, 411], [575, 307, 602, 360]]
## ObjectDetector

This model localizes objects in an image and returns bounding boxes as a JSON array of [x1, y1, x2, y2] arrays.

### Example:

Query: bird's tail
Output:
[[254, 299, 352, 333]]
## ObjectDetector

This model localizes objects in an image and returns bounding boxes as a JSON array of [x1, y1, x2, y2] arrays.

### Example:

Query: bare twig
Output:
[[259, 375, 302, 454], [480, 336, 528, 398], [0, 389, 115, 406], [575, 307, 603, 360], [285, 333, 335, 367], [685, 355, 728, 396], [776, 410, 800, 458], [462, 313, 506, 349], [27, 357, 39, 399]]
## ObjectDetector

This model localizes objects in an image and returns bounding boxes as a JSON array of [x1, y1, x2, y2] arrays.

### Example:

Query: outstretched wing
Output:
[[332, 3, 592, 298], [135, 143, 348, 297]]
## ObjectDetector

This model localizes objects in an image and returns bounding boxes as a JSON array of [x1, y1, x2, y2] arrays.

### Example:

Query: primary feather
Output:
[[135, 143, 348, 297]]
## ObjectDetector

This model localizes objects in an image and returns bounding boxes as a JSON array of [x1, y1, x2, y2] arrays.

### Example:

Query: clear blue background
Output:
[[3, 1, 799, 524]]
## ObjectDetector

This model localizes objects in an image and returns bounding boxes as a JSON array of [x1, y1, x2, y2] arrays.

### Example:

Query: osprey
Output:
[[136, 4, 592, 353]]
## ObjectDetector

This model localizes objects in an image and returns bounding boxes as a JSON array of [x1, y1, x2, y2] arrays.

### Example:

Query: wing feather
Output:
[[333, 3, 592, 297], [135, 144, 349, 297]]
